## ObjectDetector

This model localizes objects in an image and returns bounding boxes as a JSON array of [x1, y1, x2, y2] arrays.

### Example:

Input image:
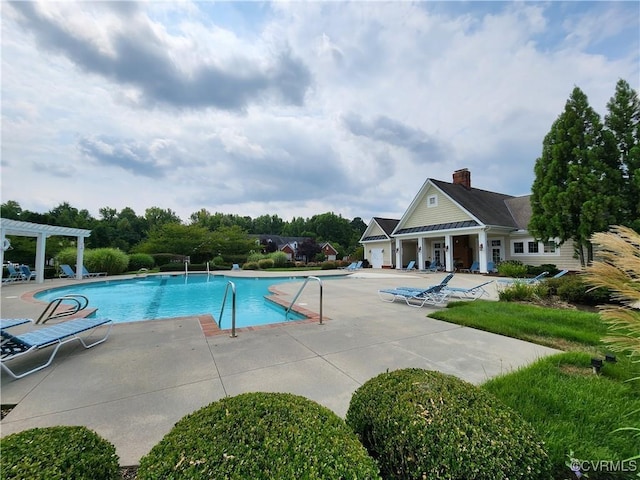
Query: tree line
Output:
[[530, 78, 639, 266], [1, 201, 368, 264]]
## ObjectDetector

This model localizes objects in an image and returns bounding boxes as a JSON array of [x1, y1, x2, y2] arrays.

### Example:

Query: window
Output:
[[513, 242, 524, 254], [543, 241, 556, 253], [491, 240, 501, 247], [427, 195, 438, 207], [528, 242, 539, 254]]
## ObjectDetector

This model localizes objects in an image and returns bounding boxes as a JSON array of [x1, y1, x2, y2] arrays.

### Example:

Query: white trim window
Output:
[[427, 194, 438, 208], [511, 238, 559, 256]]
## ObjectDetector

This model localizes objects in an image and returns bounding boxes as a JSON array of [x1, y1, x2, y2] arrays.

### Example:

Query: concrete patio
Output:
[[1, 270, 558, 466]]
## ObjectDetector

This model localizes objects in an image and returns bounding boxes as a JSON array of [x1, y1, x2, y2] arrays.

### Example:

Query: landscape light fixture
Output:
[[591, 358, 603, 374], [605, 354, 617, 363]]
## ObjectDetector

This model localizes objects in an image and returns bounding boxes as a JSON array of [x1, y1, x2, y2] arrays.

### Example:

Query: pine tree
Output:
[[605, 79, 640, 230], [530, 87, 620, 266]]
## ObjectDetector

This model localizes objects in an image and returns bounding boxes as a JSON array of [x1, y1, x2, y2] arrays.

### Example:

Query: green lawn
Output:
[[429, 300, 640, 480]]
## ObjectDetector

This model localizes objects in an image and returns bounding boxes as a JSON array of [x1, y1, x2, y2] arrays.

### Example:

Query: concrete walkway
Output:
[[1, 270, 558, 466]]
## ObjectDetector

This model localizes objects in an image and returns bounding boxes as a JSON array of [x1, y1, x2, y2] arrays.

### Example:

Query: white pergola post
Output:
[[75, 237, 85, 280], [395, 239, 401, 269], [445, 235, 453, 271], [35, 232, 47, 283]]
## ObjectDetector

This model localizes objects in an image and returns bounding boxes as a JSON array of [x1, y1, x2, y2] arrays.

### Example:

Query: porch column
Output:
[[0, 228, 5, 282], [417, 239, 424, 270], [478, 229, 488, 273], [395, 238, 401, 269], [75, 236, 85, 280], [35, 232, 47, 283], [444, 235, 453, 271]]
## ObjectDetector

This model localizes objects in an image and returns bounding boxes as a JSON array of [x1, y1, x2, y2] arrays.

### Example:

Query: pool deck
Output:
[[1, 270, 558, 466]]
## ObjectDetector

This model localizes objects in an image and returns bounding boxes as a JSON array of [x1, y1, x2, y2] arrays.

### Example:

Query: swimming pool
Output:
[[34, 275, 311, 327]]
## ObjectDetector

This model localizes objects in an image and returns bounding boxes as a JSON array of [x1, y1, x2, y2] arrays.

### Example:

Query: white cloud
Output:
[[1, 1, 638, 223]]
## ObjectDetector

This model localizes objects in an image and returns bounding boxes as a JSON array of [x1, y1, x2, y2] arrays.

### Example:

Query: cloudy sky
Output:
[[2, 1, 638, 224]]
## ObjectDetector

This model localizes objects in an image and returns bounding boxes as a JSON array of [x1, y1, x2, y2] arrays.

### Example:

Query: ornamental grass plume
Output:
[[585, 225, 640, 358]]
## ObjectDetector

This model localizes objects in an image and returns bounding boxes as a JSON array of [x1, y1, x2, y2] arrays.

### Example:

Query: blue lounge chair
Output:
[[59, 264, 77, 278], [395, 273, 455, 293], [81, 266, 106, 278], [497, 271, 549, 287], [552, 269, 568, 279], [0, 318, 33, 329], [444, 280, 494, 300], [339, 262, 358, 270], [460, 261, 479, 273], [378, 283, 451, 307], [487, 261, 497, 273], [402, 260, 416, 271], [348, 261, 363, 271], [20, 265, 36, 281], [1, 317, 113, 379], [3, 264, 23, 283], [422, 260, 440, 273]]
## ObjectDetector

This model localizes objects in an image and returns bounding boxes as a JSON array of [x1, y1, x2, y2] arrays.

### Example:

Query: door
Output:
[[370, 248, 384, 269]]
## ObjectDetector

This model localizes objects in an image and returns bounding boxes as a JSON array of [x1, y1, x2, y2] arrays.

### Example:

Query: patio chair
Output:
[[1, 317, 113, 379], [378, 283, 450, 307], [422, 260, 440, 273], [80, 266, 107, 278], [339, 262, 358, 270], [394, 273, 455, 293], [402, 260, 416, 271], [496, 271, 549, 287], [59, 264, 77, 278], [487, 261, 497, 273], [3, 264, 24, 283], [20, 265, 36, 281], [0, 318, 33, 330], [552, 269, 569, 279], [460, 261, 479, 273], [443, 280, 494, 300]]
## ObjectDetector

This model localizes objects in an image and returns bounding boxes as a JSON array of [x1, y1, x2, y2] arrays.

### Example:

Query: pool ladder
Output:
[[37, 294, 90, 324], [286, 276, 323, 325], [218, 281, 237, 338]]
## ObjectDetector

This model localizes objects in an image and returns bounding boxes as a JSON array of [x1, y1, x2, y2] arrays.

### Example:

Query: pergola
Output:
[[1, 218, 92, 283]]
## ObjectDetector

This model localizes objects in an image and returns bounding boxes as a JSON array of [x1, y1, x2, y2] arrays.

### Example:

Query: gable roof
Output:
[[430, 179, 519, 228], [361, 217, 399, 242], [504, 195, 532, 230]]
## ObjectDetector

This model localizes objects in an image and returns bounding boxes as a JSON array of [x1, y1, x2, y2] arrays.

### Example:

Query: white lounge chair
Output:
[[1, 317, 113, 379]]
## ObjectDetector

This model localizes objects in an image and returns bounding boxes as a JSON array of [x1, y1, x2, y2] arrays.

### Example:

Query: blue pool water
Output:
[[34, 275, 311, 327]]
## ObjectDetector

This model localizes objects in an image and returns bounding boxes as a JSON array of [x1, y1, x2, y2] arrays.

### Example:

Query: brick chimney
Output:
[[452, 168, 471, 189]]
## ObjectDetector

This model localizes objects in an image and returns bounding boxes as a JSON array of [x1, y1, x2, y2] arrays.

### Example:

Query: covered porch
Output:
[[393, 226, 509, 273]]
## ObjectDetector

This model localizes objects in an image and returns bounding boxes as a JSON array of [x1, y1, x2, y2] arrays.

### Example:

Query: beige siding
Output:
[[369, 223, 385, 236], [403, 185, 472, 229], [503, 238, 582, 271], [365, 240, 394, 267]]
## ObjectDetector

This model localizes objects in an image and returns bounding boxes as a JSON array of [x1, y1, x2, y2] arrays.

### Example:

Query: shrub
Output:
[[242, 261, 260, 270], [56, 247, 129, 275], [497, 260, 528, 278], [526, 263, 559, 276], [258, 258, 274, 269], [0, 426, 119, 480], [138, 392, 381, 479], [211, 255, 225, 266], [269, 251, 289, 267], [247, 252, 266, 263], [321, 260, 337, 269], [127, 253, 154, 271], [554, 275, 611, 305], [346, 368, 550, 480], [498, 282, 549, 302]]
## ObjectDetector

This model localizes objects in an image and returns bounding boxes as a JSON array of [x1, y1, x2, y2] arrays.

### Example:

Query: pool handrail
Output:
[[36, 294, 90, 324], [286, 276, 323, 325], [218, 280, 237, 338]]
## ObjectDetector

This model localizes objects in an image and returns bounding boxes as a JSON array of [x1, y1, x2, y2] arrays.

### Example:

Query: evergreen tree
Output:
[[605, 79, 640, 230], [530, 86, 620, 266]]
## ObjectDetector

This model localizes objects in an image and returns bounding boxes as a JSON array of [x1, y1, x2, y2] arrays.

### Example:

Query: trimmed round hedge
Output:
[[346, 368, 551, 480], [0, 426, 119, 480], [138, 392, 381, 479]]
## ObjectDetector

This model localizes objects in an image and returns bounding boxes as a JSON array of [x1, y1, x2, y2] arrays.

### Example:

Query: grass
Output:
[[429, 300, 640, 480], [429, 299, 606, 350]]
